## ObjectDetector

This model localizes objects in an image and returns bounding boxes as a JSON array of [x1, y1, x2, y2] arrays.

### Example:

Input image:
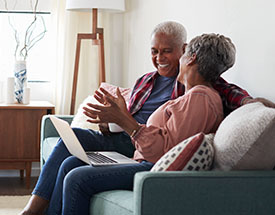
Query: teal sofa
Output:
[[41, 115, 275, 215]]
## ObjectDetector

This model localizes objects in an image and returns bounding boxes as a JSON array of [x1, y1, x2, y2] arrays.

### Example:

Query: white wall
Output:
[[114, 0, 275, 101]]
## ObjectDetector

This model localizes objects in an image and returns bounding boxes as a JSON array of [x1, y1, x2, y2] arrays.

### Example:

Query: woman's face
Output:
[[177, 53, 196, 90], [177, 54, 189, 86], [151, 32, 184, 77]]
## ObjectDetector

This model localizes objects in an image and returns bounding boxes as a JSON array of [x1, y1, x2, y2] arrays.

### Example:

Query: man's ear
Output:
[[182, 43, 187, 54]]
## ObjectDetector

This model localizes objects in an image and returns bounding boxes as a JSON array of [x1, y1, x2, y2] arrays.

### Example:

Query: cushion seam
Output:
[[93, 194, 133, 213]]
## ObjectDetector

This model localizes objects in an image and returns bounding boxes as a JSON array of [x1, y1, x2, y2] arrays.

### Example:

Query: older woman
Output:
[[21, 22, 250, 215]]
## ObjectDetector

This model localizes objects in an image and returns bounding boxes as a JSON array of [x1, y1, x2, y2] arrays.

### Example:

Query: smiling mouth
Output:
[[158, 64, 169, 68]]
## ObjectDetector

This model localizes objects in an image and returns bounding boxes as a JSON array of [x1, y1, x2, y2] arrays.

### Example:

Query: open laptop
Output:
[[49, 116, 138, 166]]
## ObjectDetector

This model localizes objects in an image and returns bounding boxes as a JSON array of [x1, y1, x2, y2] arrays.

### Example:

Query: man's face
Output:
[[151, 32, 184, 77]]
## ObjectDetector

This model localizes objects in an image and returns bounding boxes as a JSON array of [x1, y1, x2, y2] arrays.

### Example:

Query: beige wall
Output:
[[108, 0, 275, 101]]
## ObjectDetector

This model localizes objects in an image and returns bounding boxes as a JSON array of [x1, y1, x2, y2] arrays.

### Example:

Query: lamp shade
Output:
[[66, 0, 125, 12]]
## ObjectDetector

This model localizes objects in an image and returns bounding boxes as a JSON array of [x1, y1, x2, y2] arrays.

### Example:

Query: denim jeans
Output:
[[32, 128, 153, 215]]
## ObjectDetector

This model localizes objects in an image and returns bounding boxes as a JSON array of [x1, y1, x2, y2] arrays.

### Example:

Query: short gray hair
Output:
[[186, 33, 236, 82], [151, 21, 187, 47]]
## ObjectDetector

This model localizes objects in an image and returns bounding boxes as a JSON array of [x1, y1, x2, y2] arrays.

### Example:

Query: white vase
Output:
[[14, 60, 27, 103]]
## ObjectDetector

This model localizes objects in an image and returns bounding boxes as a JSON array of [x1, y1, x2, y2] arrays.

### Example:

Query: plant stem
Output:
[[4, 0, 47, 60]]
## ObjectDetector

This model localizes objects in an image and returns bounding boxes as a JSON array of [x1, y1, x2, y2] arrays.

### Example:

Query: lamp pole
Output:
[[70, 8, 106, 115]]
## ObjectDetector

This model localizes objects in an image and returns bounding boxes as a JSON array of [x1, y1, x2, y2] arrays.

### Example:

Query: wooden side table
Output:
[[0, 101, 55, 189]]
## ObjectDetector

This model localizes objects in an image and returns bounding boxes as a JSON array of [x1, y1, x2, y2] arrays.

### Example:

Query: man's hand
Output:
[[98, 123, 111, 136], [83, 87, 129, 124], [83, 87, 140, 136], [242, 97, 275, 108]]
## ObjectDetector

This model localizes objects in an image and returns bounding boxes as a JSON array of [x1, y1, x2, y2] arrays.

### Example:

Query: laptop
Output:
[[49, 116, 138, 166]]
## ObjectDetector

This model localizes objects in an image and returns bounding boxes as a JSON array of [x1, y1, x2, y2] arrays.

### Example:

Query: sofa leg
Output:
[[25, 162, 31, 189], [20, 169, 24, 180]]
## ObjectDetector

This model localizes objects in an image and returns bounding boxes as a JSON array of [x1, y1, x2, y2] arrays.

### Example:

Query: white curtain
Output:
[[50, 0, 101, 114]]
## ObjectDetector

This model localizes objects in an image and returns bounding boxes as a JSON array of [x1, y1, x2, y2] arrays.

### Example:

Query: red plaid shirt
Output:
[[128, 71, 251, 116]]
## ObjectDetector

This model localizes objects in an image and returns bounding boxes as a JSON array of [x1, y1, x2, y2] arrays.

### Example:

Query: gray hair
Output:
[[186, 33, 236, 82], [151, 21, 187, 47]]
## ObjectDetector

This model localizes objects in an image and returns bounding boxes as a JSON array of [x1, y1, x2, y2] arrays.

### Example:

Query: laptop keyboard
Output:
[[87, 152, 117, 164]]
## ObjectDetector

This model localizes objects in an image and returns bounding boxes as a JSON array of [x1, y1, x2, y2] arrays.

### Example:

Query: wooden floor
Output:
[[0, 177, 38, 195]]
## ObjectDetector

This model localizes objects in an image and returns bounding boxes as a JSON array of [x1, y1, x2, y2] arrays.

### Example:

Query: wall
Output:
[[116, 0, 275, 101], [2, 1, 274, 109]]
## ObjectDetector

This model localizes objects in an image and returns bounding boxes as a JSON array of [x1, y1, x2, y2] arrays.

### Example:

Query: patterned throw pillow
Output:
[[151, 133, 215, 172]]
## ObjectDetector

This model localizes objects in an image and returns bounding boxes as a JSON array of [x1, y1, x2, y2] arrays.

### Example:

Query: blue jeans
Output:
[[33, 128, 153, 215]]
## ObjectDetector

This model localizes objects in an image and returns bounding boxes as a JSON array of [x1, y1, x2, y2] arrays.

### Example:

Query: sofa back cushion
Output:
[[213, 102, 275, 170]]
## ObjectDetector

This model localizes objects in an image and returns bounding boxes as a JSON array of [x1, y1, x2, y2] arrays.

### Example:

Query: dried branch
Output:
[[3, 0, 20, 56], [2, 0, 17, 11], [2, 0, 8, 10], [30, 0, 34, 11], [3, 0, 47, 60], [20, 0, 39, 60], [7, 16, 20, 57], [26, 17, 47, 52]]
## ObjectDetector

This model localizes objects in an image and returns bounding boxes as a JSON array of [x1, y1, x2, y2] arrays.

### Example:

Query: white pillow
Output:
[[213, 102, 275, 170], [71, 95, 100, 130]]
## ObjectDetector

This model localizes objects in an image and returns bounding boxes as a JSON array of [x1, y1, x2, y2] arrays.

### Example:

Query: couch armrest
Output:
[[41, 115, 74, 141], [40, 115, 74, 168], [133, 171, 275, 215]]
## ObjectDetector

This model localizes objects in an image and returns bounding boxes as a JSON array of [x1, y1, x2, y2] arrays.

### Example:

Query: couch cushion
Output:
[[90, 190, 133, 215], [42, 137, 59, 162], [213, 102, 275, 170], [150, 133, 215, 171]]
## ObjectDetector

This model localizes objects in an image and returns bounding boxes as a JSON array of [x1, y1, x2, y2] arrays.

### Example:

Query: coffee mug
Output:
[[108, 123, 124, 133]]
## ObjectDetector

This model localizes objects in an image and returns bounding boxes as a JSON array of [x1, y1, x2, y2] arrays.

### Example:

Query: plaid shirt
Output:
[[128, 71, 251, 116], [212, 77, 252, 116]]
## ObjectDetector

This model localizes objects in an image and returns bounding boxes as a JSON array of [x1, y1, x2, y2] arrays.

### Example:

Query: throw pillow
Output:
[[71, 82, 132, 130], [70, 95, 100, 130], [213, 102, 275, 170], [151, 132, 215, 172]]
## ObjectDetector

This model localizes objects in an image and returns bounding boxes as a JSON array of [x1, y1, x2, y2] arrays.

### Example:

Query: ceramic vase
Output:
[[14, 60, 27, 103]]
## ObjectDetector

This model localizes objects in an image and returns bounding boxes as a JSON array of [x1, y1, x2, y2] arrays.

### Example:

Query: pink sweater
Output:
[[132, 85, 224, 163]]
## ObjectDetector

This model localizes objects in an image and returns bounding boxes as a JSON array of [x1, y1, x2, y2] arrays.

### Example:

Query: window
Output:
[[0, 11, 52, 82]]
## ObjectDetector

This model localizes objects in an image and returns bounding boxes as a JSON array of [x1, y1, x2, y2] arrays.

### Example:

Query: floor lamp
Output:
[[66, 0, 125, 115]]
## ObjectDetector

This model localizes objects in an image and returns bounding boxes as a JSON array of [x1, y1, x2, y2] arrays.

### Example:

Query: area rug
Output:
[[0, 195, 30, 215]]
